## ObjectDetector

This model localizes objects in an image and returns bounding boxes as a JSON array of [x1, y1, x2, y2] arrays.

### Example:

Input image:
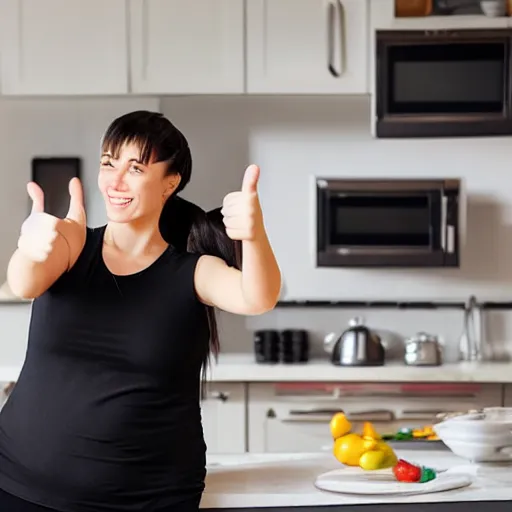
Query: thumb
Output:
[[241, 164, 260, 194], [66, 178, 86, 224], [27, 182, 45, 214]]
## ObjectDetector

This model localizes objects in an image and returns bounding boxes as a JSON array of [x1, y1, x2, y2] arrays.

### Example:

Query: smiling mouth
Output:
[[108, 196, 133, 207]]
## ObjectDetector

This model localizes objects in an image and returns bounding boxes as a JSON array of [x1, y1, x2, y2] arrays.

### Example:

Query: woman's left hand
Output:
[[221, 165, 264, 241]]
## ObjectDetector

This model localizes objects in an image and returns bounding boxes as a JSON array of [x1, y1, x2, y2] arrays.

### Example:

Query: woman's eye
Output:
[[101, 161, 113, 168], [131, 165, 143, 174]]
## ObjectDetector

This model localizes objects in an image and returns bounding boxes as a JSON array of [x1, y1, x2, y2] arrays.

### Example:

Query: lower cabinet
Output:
[[201, 383, 246, 454], [198, 380, 509, 455], [504, 385, 512, 406], [246, 382, 503, 453]]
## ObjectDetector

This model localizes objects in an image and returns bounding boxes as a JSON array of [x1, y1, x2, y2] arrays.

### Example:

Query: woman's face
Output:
[[98, 142, 180, 224]]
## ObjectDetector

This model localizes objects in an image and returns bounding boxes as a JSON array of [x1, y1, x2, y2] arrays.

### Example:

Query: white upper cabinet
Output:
[[246, 0, 369, 94], [0, 0, 129, 95], [129, 0, 245, 94]]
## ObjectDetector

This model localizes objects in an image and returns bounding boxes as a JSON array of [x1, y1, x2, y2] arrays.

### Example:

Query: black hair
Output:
[[101, 110, 242, 391]]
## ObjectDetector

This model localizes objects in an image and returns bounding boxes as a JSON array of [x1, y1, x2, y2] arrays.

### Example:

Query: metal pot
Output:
[[404, 332, 443, 366]]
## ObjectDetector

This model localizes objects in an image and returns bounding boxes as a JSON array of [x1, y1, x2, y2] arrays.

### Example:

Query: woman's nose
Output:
[[109, 169, 129, 191]]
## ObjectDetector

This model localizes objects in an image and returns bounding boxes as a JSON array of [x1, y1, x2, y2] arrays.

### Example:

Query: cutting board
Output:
[[315, 467, 472, 496]]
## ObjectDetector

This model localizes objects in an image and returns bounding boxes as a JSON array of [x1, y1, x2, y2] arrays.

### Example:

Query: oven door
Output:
[[316, 180, 448, 267], [376, 30, 512, 138]]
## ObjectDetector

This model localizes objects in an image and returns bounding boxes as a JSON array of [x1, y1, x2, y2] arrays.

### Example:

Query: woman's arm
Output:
[[8, 179, 87, 299], [194, 165, 281, 315]]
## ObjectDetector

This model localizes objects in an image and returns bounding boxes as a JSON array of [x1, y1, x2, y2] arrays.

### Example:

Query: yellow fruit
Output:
[[375, 440, 398, 468], [333, 433, 365, 466], [362, 436, 378, 451], [362, 421, 381, 440], [359, 450, 387, 471], [330, 412, 352, 439]]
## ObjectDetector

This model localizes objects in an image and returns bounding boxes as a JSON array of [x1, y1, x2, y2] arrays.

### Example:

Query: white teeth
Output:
[[109, 197, 132, 205]]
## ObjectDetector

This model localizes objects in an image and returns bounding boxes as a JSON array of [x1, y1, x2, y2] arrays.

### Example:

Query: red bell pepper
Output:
[[393, 459, 422, 483]]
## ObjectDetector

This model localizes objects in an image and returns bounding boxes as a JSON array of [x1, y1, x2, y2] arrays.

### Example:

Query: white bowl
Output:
[[434, 407, 512, 462], [439, 438, 512, 463]]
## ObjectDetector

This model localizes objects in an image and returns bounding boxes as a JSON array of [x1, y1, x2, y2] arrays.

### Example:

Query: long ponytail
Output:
[[159, 195, 242, 392]]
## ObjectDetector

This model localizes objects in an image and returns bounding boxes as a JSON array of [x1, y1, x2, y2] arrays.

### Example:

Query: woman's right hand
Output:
[[17, 178, 87, 267]]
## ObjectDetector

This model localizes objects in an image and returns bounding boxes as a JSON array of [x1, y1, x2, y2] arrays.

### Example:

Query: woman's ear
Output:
[[164, 173, 182, 200]]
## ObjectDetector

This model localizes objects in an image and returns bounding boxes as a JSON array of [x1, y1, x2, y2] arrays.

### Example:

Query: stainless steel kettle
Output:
[[324, 317, 385, 366]]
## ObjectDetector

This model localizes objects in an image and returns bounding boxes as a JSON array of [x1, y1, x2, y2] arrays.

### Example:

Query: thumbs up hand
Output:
[[18, 178, 87, 266], [221, 165, 263, 241]]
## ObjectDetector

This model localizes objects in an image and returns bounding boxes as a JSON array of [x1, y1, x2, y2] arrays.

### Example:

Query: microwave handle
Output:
[[327, 1, 345, 77], [440, 195, 447, 251], [440, 195, 456, 254]]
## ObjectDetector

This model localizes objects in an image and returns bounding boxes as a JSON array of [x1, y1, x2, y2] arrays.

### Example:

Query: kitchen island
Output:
[[201, 450, 512, 510]]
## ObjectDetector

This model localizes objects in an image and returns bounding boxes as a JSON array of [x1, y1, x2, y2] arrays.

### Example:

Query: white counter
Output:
[[2, 354, 512, 384], [202, 450, 512, 509], [205, 353, 512, 383]]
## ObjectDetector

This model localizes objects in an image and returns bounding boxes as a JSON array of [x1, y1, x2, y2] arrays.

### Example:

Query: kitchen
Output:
[[1, 0, 512, 509]]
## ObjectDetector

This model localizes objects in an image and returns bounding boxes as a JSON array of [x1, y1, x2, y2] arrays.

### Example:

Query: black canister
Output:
[[280, 329, 309, 363], [254, 329, 280, 363]]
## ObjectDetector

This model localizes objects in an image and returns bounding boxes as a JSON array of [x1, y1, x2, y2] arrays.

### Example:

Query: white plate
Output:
[[314, 467, 472, 496]]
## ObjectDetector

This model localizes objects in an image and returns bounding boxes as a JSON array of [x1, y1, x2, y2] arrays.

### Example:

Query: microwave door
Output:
[[375, 32, 510, 138], [328, 193, 436, 254]]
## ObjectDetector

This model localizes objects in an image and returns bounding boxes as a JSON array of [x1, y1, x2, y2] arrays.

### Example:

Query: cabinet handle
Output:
[[142, 0, 149, 79], [327, 0, 345, 78], [208, 391, 230, 402], [273, 408, 395, 423]]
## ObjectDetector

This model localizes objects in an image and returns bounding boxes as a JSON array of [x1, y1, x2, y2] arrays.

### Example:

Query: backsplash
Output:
[[1, 95, 512, 368]]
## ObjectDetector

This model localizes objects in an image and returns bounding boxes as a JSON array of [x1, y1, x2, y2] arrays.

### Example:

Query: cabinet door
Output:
[[0, 0, 128, 95], [504, 385, 512, 407], [129, 0, 244, 94], [201, 383, 246, 454], [246, 0, 368, 94]]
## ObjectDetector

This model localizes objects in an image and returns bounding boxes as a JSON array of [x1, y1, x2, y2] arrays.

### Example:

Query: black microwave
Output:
[[375, 29, 512, 138], [316, 178, 460, 268]]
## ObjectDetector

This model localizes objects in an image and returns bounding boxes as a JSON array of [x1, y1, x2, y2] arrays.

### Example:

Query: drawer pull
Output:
[[283, 408, 395, 422]]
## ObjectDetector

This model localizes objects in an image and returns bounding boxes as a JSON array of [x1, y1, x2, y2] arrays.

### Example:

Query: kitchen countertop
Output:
[[204, 354, 512, 384], [201, 450, 512, 509], [2, 354, 512, 384]]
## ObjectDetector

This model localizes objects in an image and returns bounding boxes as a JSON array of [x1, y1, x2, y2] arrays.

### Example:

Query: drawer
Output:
[[247, 382, 503, 453]]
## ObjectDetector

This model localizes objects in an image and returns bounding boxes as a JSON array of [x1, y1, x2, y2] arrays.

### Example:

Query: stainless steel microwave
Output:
[[375, 29, 512, 138], [316, 178, 460, 267]]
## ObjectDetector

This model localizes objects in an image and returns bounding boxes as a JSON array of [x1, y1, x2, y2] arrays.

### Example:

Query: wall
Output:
[[159, 95, 512, 361], [0, 96, 160, 367], [1, 95, 512, 369]]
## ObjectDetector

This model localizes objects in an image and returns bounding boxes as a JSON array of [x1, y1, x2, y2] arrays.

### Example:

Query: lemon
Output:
[[375, 440, 398, 468], [359, 450, 387, 471], [333, 433, 365, 466], [329, 412, 352, 439]]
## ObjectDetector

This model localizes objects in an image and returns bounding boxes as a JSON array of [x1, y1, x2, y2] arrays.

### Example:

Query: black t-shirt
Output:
[[0, 225, 210, 511]]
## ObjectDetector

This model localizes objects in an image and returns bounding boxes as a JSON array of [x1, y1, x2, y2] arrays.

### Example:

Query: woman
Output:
[[0, 111, 281, 512]]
